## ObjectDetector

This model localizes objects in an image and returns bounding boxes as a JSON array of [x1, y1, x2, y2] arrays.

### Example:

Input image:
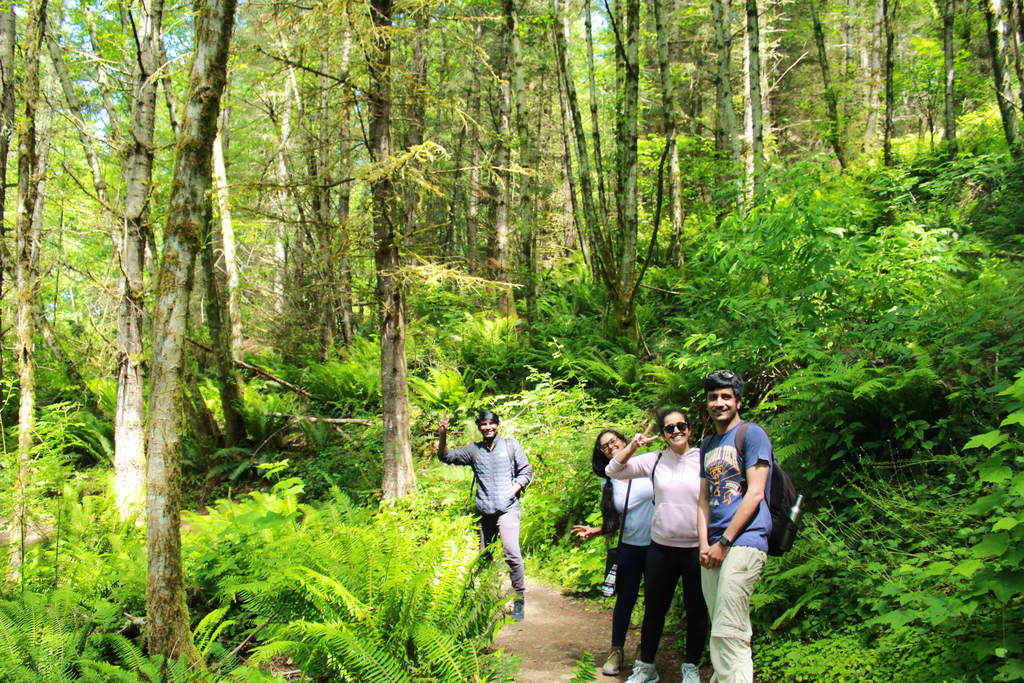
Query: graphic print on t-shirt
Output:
[[705, 444, 743, 505]]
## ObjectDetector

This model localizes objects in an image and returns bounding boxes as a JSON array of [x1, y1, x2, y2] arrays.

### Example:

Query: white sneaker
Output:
[[624, 661, 659, 683], [602, 647, 624, 675], [681, 662, 700, 683]]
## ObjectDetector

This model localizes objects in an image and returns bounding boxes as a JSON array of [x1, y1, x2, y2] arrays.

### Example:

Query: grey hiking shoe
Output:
[[681, 662, 700, 683], [602, 647, 624, 675], [511, 595, 525, 622], [624, 661, 659, 683]]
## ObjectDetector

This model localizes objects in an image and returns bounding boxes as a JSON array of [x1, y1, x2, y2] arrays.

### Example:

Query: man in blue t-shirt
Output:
[[698, 370, 771, 683]]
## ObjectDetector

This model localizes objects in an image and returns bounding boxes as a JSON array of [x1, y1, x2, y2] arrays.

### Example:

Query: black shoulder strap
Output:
[[735, 421, 751, 457], [736, 422, 777, 465], [617, 479, 632, 546], [650, 452, 664, 506]]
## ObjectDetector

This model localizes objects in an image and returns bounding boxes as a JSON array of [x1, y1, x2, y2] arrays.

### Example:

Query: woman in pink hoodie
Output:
[[605, 408, 708, 683]]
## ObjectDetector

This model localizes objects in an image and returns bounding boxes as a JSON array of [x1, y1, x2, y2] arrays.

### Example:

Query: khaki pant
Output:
[[701, 545, 766, 683]]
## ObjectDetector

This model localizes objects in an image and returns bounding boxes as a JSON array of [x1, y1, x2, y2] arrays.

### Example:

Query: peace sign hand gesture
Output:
[[613, 423, 656, 463]]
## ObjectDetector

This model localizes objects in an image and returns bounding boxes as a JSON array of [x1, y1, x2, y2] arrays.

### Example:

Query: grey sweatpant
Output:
[[479, 508, 525, 593]]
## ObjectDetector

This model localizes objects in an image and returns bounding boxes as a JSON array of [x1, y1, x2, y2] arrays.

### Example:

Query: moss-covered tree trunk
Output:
[[12, 0, 46, 575], [0, 4, 15, 382], [368, 0, 416, 500], [145, 0, 236, 659]]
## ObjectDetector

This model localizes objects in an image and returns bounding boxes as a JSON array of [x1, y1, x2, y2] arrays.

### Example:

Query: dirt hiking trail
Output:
[[492, 578, 711, 683]]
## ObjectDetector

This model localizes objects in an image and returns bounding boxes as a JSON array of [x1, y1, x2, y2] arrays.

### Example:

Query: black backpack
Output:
[[701, 422, 800, 557]]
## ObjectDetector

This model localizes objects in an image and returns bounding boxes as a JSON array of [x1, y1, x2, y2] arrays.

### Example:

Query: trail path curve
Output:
[[491, 578, 710, 683]]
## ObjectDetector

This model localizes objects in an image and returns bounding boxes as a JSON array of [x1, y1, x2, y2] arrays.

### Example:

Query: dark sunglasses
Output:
[[600, 439, 622, 453], [706, 369, 737, 381], [662, 422, 690, 434]]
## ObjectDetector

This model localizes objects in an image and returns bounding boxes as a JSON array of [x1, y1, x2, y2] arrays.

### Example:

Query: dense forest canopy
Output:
[[0, 0, 1023, 679]]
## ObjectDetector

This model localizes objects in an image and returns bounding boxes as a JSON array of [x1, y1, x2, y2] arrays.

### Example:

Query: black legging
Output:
[[639, 541, 709, 665]]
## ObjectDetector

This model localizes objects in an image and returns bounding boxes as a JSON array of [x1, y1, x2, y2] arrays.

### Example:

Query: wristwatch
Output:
[[719, 535, 733, 549]]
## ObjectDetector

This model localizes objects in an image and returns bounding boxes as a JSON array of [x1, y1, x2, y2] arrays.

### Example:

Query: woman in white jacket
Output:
[[606, 408, 708, 683], [573, 429, 655, 675]]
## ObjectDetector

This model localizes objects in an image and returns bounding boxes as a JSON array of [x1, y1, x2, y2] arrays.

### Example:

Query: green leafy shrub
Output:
[[302, 337, 382, 414]]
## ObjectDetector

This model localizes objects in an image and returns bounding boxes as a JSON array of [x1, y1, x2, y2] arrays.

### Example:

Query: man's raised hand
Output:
[[438, 412, 451, 433]]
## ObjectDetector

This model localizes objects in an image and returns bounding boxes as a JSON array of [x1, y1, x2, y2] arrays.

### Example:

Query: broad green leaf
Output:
[[972, 532, 1010, 559], [965, 430, 1008, 450], [952, 559, 985, 578], [1001, 411, 1024, 427], [979, 455, 1013, 483], [992, 517, 1021, 531]]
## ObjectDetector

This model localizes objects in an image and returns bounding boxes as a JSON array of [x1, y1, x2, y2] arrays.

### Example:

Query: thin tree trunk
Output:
[[0, 5, 15, 382], [882, 0, 898, 168], [84, 12, 125, 145], [271, 36, 296, 318], [12, 0, 47, 576], [468, 21, 483, 277], [336, 20, 355, 345], [200, 183, 244, 447], [551, 0, 602, 278], [864, 0, 883, 150], [985, 0, 1022, 157], [652, 0, 683, 267], [940, 0, 958, 157], [403, 13, 428, 242], [712, 0, 742, 205], [617, 0, 640, 336], [584, 0, 610, 224], [508, 0, 535, 325], [146, 0, 236, 660], [212, 125, 242, 361], [812, 0, 847, 168], [556, 52, 584, 261], [47, 34, 112, 209], [747, 0, 765, 196], [115, 0, 166, 518], [368, 0, 416, 500], [495, 9, 515, 318]]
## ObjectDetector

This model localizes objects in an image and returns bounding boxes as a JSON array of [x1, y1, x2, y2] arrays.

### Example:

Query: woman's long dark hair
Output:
[[592, 429, 627, 537]]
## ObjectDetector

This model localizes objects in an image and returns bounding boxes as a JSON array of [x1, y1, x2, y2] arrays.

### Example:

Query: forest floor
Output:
[[491, 578, 709, 683]]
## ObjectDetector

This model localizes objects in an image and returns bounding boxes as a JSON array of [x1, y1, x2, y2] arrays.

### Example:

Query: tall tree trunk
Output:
[[938, 0, 958, 157], [495, 9, 515, 318], [653, 0, 683, 267], [712, 0, 742, 205], [271, 36, 296, 318], [314, 48, 337, 357], [508, 0, 536, 325], [985, 0, 1022, 157], [746, 0, 765, 196], [336, 19, 356, 345], [882, 0, 898, 168], [146, 0, 236, 660], [0, 4, 15, 382], [551, 0, 602, 280], [12, 0, 47, 575], [403, 13, 428, 242], [616, 0, 640, 337], [584, 0, 610, 225], [864, 0, 884, 150], [812, 0, 847, 168], [201, 172, 243, 447], [368, 0, 416, 500], [468, 21, 483, 277], [212, 122, 242, 361], [556, 51, 584, 261]]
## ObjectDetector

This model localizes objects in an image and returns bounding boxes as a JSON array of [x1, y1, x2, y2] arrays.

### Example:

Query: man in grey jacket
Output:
[[438, 410, 532, 621]]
